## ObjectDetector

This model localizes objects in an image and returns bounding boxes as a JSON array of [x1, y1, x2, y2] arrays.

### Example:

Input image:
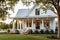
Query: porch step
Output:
[[22, 29, 31, 34]]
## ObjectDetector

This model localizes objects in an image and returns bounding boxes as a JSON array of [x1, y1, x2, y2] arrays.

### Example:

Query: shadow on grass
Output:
[[47, 35, 60, 40]]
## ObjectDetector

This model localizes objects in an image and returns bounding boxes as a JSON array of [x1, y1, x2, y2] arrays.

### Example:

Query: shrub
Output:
[[40, 30, 44, 34], [55, 27, 58, 34], [28, 29, 33, 34], [35, 30, 39, 34], [47, 36, 57, 39], [15, 30, 20, 34], [45, 30, 50, 34], [55, 31, 57, 34], [7, 29, 10, 33], [50, 30, 54, 34]]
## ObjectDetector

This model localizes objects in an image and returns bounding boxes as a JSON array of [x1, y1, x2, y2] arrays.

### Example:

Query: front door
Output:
[[35, 20, 40, 29]]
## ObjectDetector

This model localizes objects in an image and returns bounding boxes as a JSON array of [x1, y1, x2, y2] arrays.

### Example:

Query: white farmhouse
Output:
[[11, 5, 57, 33]]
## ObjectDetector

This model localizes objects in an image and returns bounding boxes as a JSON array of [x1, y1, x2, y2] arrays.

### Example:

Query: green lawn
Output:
[[0, 34, 59, 40]]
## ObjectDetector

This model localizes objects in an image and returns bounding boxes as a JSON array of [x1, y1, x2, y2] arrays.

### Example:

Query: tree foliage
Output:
[[0, 22, 9, 29], [21, 0, 55, 13], [6, 0, 19, 10], [0, 0, 19, 20], [35, 0, 51, 4], [36, 0, 55, 12]]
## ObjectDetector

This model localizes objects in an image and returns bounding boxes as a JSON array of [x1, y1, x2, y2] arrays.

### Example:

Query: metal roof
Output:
[[11, 6, 57, 19]]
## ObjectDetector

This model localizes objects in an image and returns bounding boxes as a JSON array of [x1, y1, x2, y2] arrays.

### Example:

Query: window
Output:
[[36, 22, 40, 29], [36, 20, 40, 29], [44, 20, 50, 29], [26, 20, 32, 27], [27, 21, 28, 27], [29, 22, 31, 27], [35, 9, 40, 15]]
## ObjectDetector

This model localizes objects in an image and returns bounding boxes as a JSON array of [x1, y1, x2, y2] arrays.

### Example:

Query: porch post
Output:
[[32, 19, 34, 29], [20, 23, 21, 30], [24, 20, 25, 29], [28, 20, 29, 27], [49, 20, 53, 30], [53, 19, 56, 32], [22, 20, 25, 29], [49, 19, 56, 32], [13, 20, 15, 29], [17, 20, 19, 29], [19, 20, 21, 30], [41, 19, 44, 30], [25, 20, 27, 28]]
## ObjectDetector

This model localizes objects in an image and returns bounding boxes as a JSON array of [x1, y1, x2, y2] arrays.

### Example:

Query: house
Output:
[[10, 5, 57, 33]]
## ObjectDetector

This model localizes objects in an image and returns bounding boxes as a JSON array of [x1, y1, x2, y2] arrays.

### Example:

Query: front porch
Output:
[[11, 18, 56, 33]]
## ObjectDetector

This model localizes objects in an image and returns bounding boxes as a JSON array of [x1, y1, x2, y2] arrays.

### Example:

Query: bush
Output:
[[15, 30, 20, 34], [40, 30, 44, 34], [35, 30, 39, 34], [55, 31, 57, 34], [45, 30, 50, 34], [50, 30, 54, 34], [7, 29, 10, 33], [28, 29, 33, 34], [55, 27, 58, 34], [47, 35, 57, 39]]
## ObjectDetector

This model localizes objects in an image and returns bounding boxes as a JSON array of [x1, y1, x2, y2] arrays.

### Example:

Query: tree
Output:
[[6, 0, 19, 11], [0, 0, 19, 20], [51, 0, 60, 38], [0, 22, 9, 29], [21, 0, 60, 38], [0, 0, 8, 20]]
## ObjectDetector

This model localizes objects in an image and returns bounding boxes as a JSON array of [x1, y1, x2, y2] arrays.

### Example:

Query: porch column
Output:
[[13, 20, 15, 29], [24, 20, 26, 29], [19, 20, 22, 30], [41, 19, 44, 30], [25, 20, 27, 28], [20, 23, 21, 30], [50, 19, 56, 32], [32, 19, 34, 29], [28, 20, 29, 27], [17, 20, 19, 29], [22, 20, 25, 29], [49, 20, 53, 30], [53, 19, 56, 32]]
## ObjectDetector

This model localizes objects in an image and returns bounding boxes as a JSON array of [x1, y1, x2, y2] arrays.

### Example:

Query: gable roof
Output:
[[12, 5, 57, 19], [15, 9, 29, 18], [12, 9, 57, 19]]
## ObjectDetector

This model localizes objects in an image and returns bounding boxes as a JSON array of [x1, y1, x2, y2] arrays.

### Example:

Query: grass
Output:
[[0, 34, 59, 40]]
